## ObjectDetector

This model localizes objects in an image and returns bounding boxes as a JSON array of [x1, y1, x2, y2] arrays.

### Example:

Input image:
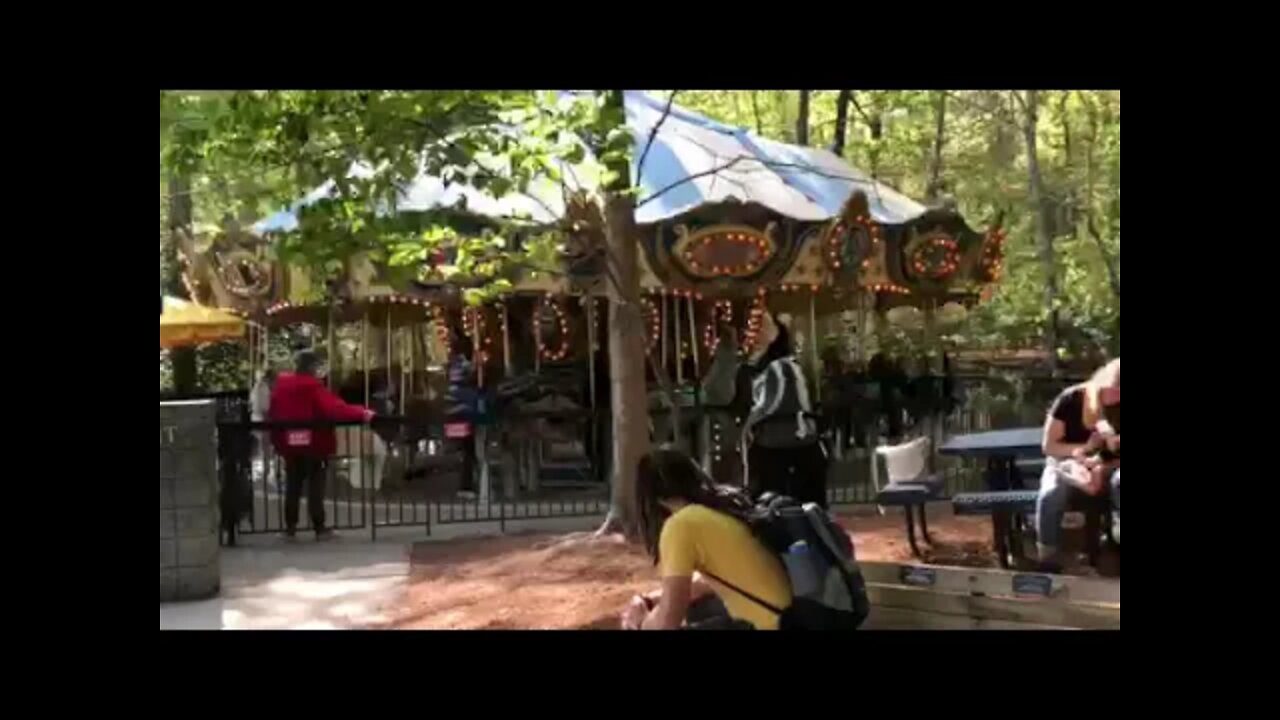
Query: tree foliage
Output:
[[162, 89, 1118, 373], [161, 90, 608, 303], [674, 90, 1120, 362]]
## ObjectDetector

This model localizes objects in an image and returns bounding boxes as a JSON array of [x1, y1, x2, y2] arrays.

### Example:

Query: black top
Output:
[[1049, 386, 1092, 445]]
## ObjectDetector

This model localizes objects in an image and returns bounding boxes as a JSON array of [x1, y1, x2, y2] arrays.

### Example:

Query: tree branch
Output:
[[410, 117, 562, 221], [831, 90, 852, 157], [848, 93, 873, 125], [1011, 90, 1030, 117], [635, 156, 748, 208], [635, 91, 678, 187], [634, 152, 897, 210]]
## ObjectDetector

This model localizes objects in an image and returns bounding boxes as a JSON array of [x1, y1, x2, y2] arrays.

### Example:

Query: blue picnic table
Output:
[[939, 427, 1043, 568]]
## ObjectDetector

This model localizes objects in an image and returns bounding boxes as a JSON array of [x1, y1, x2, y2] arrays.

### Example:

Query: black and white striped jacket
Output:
[[744, 357, 817, 449]]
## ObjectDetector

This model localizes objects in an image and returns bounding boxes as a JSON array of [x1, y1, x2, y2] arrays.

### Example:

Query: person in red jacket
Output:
[[269, 350, 375, 540]]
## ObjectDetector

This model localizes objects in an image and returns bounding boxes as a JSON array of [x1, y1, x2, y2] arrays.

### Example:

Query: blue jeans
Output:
[[1036, 473, 1079, 554], [1110, 468, 1120, 544], [1036, 464, 1118, 557]]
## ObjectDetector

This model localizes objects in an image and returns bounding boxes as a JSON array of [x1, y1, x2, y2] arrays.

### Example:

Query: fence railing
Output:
[[209, 372, 1079, 542], [216, 418, 610, 544]]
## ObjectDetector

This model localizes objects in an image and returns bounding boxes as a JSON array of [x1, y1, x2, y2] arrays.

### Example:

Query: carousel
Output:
[[173, 91, 1006, 502]]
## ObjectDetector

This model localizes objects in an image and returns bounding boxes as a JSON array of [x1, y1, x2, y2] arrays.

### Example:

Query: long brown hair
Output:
[[634, 447, 754, 564]]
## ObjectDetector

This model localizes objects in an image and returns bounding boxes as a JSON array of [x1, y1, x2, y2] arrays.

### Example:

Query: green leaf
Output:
[[487, 176, 513, 198], [563, 144, 586, 165]]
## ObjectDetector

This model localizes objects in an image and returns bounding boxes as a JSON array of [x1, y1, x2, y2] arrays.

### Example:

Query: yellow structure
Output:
[[159, 296, 245, 349]]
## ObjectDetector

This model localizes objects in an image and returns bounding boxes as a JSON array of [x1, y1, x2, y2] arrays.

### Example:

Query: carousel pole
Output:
[[674, 293, 684, 387], [661, 291, 668, 376], [473, 308, 483, 389], [810, 290, 821, 400], [585, 294, 599, 486], [362, 308, 370, 408], [687, 295, 700, 379], [327, 303, 337, 390], [923, 297, 939, 464], [501, 303, 512, 377], [857, 290, 869, 366], [385, 304, 392, 415], [247, 322, 256, 389], [401, 324, 409, 416], [534, 296, 542, 373], [585, 296, 597, 410]]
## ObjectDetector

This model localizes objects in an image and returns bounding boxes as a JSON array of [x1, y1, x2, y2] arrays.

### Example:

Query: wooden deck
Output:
[[859, 561, 1119, 630]]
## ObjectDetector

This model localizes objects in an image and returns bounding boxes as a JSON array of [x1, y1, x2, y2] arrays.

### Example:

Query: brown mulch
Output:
[[376, 508, 1106, 630]]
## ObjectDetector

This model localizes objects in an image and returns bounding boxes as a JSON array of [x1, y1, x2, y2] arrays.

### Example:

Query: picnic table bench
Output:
[[940, 428, 1044, 569]]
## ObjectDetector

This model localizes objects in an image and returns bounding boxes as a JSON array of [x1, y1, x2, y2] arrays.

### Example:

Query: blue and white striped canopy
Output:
[[626, 91, 925, 225], [252, 92, 928, 234]]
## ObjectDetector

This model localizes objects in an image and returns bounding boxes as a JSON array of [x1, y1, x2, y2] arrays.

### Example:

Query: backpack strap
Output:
[[803, 505, 859, 576], [699, 569, 786, 617]]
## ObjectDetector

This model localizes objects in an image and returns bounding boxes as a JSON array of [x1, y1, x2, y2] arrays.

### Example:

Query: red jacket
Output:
[[268, 372, 371, 458]]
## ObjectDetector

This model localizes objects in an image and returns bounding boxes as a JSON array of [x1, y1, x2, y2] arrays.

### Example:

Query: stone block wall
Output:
[[160, 400, 220, 602]]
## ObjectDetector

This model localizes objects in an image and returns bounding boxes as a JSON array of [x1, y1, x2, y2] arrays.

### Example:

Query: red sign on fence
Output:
[[444, 422, 472, 439]]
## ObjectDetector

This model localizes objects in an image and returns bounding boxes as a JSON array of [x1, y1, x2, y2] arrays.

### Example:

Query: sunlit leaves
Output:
[[674, 90, 1120, 359]]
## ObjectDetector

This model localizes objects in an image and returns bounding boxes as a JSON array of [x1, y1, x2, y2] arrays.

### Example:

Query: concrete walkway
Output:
[[159, 515, 605, 630], [159, 530, 413, 630]]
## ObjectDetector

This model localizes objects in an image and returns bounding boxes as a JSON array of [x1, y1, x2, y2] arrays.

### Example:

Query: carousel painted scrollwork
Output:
[[672, 222, 777, 280], [214, 248, 274, 299], [907, 231, 961, 282], [977, 226, 1007, 283], [702, 299, 735, 355], [824, 192, 883, 279], [535, 295, 571, 362], [641, 296, 661, 352]]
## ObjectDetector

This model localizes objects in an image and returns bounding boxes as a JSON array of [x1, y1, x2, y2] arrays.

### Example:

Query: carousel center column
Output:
[[160, 400, 220, 602]]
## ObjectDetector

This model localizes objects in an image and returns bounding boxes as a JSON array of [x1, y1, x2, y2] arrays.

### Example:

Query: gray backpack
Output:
[[704, 495, 869, 631], [749, 358, 818, 449]]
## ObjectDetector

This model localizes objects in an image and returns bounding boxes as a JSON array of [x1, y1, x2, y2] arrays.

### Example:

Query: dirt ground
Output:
[[377, 507, 1038, 630]]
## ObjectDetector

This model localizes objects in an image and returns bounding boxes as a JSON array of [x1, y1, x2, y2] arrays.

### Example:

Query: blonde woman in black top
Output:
[[1037, 359, 1120, 568]]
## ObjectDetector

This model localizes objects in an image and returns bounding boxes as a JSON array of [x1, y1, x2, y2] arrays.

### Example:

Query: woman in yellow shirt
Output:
[[620, 448, 792, 630]]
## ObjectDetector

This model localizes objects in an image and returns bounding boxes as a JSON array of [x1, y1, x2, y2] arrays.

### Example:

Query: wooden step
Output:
[[859, 561, 1119, 630]]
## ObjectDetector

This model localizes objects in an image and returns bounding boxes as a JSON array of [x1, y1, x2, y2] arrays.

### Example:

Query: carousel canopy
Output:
[[252, 156, 577, 233], [253, 92, 930, 235], [626, 91, 925, 225]]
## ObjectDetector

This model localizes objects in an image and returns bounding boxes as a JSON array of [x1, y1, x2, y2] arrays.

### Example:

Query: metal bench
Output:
[[872, 437, 943, 559], [876, 475, 945, 558], [950, 490, 1039, 568], [952, 490, 1039, 515]]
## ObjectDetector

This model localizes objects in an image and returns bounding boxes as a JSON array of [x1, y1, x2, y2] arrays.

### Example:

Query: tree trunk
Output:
[[750, 92, 764, 135], [832, 90, 852, 157], [1057, 91, 1076, 238], [1081, 92, 1120, 299], [796, 90, 810, 145], [600, 91, 651, 537], [925, 91, 948, 203], [166, 171, 198, 394], [866, 93, 884, 179], [1020, 90, 1059, 374]]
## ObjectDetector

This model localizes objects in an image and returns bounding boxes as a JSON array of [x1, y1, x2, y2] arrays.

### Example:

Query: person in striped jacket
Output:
[[741, 313, 828, 508]]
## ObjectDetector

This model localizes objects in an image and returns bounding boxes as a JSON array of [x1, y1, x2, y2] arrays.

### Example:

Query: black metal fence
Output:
[[820, 372, 1079, 505], [206, 372, 1080, 543], [216, 418, 611, 544]]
